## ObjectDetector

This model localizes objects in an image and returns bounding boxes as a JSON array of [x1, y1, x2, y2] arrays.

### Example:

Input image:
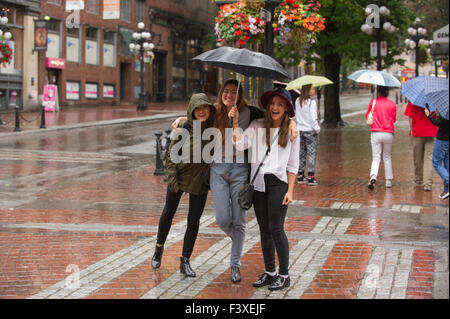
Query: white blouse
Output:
[[295, 98, 321, 133], [234, 119, 300, 192]]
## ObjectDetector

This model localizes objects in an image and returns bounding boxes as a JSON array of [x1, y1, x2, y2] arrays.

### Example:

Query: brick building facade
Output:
[[37, 0, 217, 109], [0, 0, 40, 111]]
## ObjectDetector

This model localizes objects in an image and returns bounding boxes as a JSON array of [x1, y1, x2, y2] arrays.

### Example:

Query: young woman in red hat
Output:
[[229, 87, 299, 290]]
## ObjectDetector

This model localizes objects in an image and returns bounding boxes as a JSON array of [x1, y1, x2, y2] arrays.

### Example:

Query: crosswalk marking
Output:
[[141, 235, 260, 299], [330, 202, 362, 210], [357, 247, 413, 299], [391, 205, 422, 214], [28, 216, 214, 299], [0, 149, 130, 163]]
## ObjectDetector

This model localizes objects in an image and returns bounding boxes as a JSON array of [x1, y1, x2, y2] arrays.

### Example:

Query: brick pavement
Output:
[[0, 94, 448, 302]]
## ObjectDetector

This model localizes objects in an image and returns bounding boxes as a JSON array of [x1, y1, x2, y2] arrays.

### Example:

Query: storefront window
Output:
[[103, 31, 116, 67], [120, 0, 131, 23], [172, 40, 186, 100], [85, 27, 98, 65], [46, 19, 61, 58], [86, 0, 99, 15], [66, 27, 80, 63], [135, 0, 145, 24]]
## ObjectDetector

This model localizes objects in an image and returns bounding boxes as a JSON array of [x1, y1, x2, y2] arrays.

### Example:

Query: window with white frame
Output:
[[66, 26, 80, 63], [46, 0, 62, 5], [120, 0, 131, 23], [135, 0, 145, 24], [103, 31, 116, 67], [46, 19, 61, 58], [85, 27, 99, 65], [86, 0, 99, 14]]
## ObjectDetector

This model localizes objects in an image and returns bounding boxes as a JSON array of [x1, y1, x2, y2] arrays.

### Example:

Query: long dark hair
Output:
[[298, 84, 313, 107], [214, 79, 247, 143], [263, 97, 289, 148]]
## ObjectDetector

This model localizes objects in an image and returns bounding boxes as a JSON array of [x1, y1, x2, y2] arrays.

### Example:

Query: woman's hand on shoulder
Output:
[[288, 119, 298, 141], [171, 117, 187, 130]]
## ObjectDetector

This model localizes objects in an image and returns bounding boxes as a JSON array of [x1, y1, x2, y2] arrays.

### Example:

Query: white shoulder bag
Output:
[[366, 99, 376, 126]]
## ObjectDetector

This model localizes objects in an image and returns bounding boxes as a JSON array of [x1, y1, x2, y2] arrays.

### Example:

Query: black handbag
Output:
[[238, 130, 280, 210]]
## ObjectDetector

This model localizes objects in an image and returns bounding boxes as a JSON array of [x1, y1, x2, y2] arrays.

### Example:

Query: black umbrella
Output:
[[193, 46, 290, 81], [193, 46, 289, 114]]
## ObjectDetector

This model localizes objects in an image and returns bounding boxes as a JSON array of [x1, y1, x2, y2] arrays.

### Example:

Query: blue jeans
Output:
[[432, 139, 449, 192], [210, 162, 249, 267]]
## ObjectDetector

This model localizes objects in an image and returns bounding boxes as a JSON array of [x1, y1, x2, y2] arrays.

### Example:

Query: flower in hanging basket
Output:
[[215, 0, 266, 47], [273, 0, 325, 65], [0, 41, 13, 67]]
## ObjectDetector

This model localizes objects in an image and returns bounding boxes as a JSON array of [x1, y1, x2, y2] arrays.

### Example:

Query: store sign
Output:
[[370, 41, 387, 58], [46, 57, 66, 69], [65, 0, 85, 11], [103, 0, 121, 20], [433, 25, 449, 44], [66, 81, 80, 100], [103, 84, 115, 98], [85, 83, 99, 99], [43, 85, 58, 112], [34, 19, 48, 51]]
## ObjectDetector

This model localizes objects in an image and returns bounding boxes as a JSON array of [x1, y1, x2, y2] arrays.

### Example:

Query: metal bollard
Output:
[[164, 128, 172, 158], [40, 104, 46, 129], [154, 130, 165, 176], [14, 105, 21, 132]]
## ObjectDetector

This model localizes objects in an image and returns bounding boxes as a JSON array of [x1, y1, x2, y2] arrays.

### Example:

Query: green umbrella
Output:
[[286, 75, 333, 90]]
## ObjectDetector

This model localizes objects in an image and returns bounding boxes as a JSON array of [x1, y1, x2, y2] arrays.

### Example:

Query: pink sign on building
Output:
[[46, 57, 66, 69]]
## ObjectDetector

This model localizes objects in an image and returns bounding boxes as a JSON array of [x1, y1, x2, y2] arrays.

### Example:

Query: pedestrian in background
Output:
[[230, 87, 299, 290], [366, 86, 397, 190], [425, 108, 449, 200], [151, 93, 215, 277], [404, 101, 438, 191], [294, 84, 320, 186]]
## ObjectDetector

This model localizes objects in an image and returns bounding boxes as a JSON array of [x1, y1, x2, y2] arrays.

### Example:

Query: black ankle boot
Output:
[[268, 275, 290, 291], [180, 257, 196, 277], [152, 245, 164, 269]]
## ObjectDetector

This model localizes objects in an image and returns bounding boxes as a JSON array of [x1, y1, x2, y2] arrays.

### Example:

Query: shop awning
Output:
[[118, 27, 134, 57]]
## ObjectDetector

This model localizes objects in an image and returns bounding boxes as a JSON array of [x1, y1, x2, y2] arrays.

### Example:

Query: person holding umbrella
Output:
[[230, 87, 299, 290], [170, 80, 298, 283], [285, 75, 333, 186], [294, 84, 320, 185], [365, 85, 397, 189]]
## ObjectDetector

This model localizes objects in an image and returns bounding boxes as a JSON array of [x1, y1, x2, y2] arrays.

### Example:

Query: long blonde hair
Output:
[[214, 79, 248, 143], [263, 96, 289, 148]]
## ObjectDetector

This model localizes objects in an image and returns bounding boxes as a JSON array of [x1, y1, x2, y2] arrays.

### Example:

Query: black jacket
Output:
[[428, 113, 449, 141]]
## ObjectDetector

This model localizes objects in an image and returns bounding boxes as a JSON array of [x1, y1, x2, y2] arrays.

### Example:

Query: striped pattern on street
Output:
[[27, 215, 215, 299], [0, 149, 130, 163], [391, 204, 423, 214]]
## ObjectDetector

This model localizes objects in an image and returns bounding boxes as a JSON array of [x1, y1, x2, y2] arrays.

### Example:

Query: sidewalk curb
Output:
[[0, 112, 185, 138]]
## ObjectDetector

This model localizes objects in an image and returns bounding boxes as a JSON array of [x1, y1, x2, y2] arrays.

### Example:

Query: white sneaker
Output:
[[368, 175, 376, 190], [385, 180, 392, 188]]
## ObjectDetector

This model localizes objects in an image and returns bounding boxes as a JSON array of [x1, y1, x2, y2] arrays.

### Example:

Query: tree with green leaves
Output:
[[307, 0, 414, 126]]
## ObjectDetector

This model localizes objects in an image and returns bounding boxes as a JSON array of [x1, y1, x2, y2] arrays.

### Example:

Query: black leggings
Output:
[[156, 186, 208, 259], [253, 174, 290, 275]]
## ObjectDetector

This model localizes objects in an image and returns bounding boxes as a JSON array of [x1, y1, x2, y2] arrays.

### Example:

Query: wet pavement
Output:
[[0, 91, 448, 300]]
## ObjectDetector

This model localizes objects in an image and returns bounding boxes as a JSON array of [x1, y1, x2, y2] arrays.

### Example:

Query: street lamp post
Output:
[[404, 18, 432, 77], [129, 22, 155, 111], [361, 3, 397, 71], [263, 0, 281, 92]]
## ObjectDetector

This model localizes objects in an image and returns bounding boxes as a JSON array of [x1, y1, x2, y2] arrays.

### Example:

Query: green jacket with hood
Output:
[[166, 93, 215, 195]]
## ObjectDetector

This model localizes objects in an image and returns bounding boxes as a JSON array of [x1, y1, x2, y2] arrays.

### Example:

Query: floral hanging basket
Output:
[[215, 0, 267, 47], [0, 41, 13, 67], [273, 0, 325, 65]]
